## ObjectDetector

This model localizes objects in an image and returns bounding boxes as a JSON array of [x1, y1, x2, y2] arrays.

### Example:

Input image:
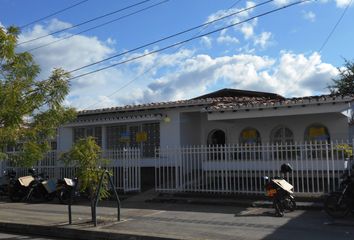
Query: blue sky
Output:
[[1, 0, 353, 109]]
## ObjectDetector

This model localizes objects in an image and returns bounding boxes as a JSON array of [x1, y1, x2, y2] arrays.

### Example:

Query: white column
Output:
[[102, 125, 107, 150]]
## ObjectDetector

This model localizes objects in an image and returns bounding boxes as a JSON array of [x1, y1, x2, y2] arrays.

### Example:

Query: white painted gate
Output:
[[155, 141, 354, 197], [2, 148, 141, 193]]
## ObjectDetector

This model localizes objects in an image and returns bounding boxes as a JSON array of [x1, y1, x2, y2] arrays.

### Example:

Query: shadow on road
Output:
[[261, 209, 354, 240]]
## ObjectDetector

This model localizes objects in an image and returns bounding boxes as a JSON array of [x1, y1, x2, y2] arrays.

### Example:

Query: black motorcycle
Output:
[[8, 168, 56, 202], [25, 168, 57, 202], [324, 162, 354, 218], [264, 163, 296, 217], [0, 169, 16, 196], [56, 177, 78, 204], [8, 169, 35, 202]]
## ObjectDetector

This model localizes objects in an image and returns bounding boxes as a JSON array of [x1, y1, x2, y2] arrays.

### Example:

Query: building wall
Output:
[[200, 112, 349, 145], [180, 112, 202, 146], [160, 110, 181, 148], [350, 124, 354, 141], [60, 109, 350, 151], [58, 127, 73, 151]]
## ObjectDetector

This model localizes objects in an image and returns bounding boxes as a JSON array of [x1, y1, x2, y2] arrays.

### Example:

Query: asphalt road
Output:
[[1, 199, 354, 240], [0, 232, 65, 240]]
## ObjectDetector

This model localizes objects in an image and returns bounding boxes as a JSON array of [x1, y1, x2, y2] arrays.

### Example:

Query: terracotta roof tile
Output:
[[77, 93, 354, 116]]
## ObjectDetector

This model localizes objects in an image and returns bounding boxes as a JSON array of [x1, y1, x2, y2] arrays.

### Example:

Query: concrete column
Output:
[[58, 127, 73, 152], [102, 125, 107, 150]]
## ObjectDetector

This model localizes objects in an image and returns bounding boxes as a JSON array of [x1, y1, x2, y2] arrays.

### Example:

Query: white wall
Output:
[[350, 124, 354, 141], [58, 127, 73, 151], [200, 113, 349, 145], [180, 112, 202, 146], [160, 110, 181, 148]]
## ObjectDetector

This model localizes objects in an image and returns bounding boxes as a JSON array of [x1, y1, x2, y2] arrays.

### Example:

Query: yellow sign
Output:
[[309, 127, 325, 137], [136, 132, 147, 142], [242, 129, 257, 139]]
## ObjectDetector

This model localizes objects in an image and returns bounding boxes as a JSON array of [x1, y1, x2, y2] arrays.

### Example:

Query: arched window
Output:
[[271, 126, 294, 144], [305, 124, 330, 142], [239, 127, 261, 145], [207, 129, 226, 145]]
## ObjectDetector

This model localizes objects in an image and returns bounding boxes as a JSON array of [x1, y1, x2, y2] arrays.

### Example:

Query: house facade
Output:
[[58, 89, 353, 164], [2, 88, 353, 195]]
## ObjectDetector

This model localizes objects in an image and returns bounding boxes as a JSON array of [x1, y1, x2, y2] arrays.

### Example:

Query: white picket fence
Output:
[[155, 141, 354, 196], [1, 148, 141, 193]]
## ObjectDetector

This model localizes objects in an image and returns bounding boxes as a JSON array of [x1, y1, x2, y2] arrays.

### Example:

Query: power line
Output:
[[69, 0, 310, 82], [69, 0, 275, 74], [293, 0, 352, 88], [318, 0, 352, 53], [17, 0, 152, 46], [27, 0, 169, 52], [83, 0, 244, 110], [20, 0, 89, 29]]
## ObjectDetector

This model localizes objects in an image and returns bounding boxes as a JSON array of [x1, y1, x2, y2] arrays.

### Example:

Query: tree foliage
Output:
[[329, 59, 354, 95], [328, 59, 354, 124], [0, 26, 76, 166], [62, 137, 110, 200]]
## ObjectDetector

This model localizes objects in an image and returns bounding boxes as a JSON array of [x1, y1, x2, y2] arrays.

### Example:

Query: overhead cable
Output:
[[69, 0, 275, 74], [69, 0, 310, 81], [27, 0, 169, 52], [20, 0, 89, 29], [17, 0, 152, 45]]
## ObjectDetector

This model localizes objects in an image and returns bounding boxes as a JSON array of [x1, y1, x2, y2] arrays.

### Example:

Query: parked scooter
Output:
[[264, 163, 296, 217], [324, 160, 354, 218], [8, 169, 35, 202], [8, 168, 56, 202], [26, 168, 57, 202], [0, 169, 16, 196], [56, 177, 78, 204]]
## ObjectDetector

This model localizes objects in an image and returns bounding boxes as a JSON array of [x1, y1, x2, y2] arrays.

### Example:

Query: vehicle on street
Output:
[[264, 163, 296, 217]]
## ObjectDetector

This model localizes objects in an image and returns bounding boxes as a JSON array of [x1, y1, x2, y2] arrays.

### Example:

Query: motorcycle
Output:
[[324, 160, 354, 218], [0, 169, 16, 196], [56, 177, 78, 204], [8, 169, 35, 202], [264, 163, 296, 217], [8, 168, 56, 202], [25, 168, 57, 202]]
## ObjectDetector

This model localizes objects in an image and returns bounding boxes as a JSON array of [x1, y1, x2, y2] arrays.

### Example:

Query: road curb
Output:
[[149, 197, 324, 210], [0, 221, 176, 240]]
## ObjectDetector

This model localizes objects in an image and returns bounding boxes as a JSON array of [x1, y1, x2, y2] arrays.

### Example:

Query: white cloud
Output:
[[130, 51, 338, 103], [273, 0, 291, 6], [200, 36, 212, 48], [14, 19, 340, 110], [206, 1, 258, 40], [335, 0, 352, 8], [303, 11, 316, 22], [217, 35, 239, 45], [253, 32, 272, 49], [46, 18, 72, 32]]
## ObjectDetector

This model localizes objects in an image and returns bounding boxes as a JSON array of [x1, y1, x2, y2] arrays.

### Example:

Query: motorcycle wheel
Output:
[[44, 192, 55, 201], [57, 189, 70, 204], [9, 188, 25, 202], [324, 193, 351, 218], [285, 197, 296, 212], [274, 199, 284, 217]]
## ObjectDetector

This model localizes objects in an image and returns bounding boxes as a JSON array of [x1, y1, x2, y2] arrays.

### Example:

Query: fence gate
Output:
[[155, 141, 353, 197], [105, 148, 141, 192], [2, 148, 141, 193]]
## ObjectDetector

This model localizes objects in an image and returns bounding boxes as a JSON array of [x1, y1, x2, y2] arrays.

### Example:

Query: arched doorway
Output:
[[207, 129, 226, 145]]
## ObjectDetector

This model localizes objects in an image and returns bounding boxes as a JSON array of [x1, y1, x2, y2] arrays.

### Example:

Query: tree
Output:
[[328, 59, 354, 95], [0, 26, 76, 166], [62, 137, 110, 201], [328, 59, 354, 124]]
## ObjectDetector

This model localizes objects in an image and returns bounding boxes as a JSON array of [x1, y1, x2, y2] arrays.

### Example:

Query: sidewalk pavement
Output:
[[0, 193, 352, 240]]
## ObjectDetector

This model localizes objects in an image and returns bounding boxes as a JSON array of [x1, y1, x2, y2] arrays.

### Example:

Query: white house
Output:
[[52, 88, 354, 194], [59, 88, 353, 156]]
